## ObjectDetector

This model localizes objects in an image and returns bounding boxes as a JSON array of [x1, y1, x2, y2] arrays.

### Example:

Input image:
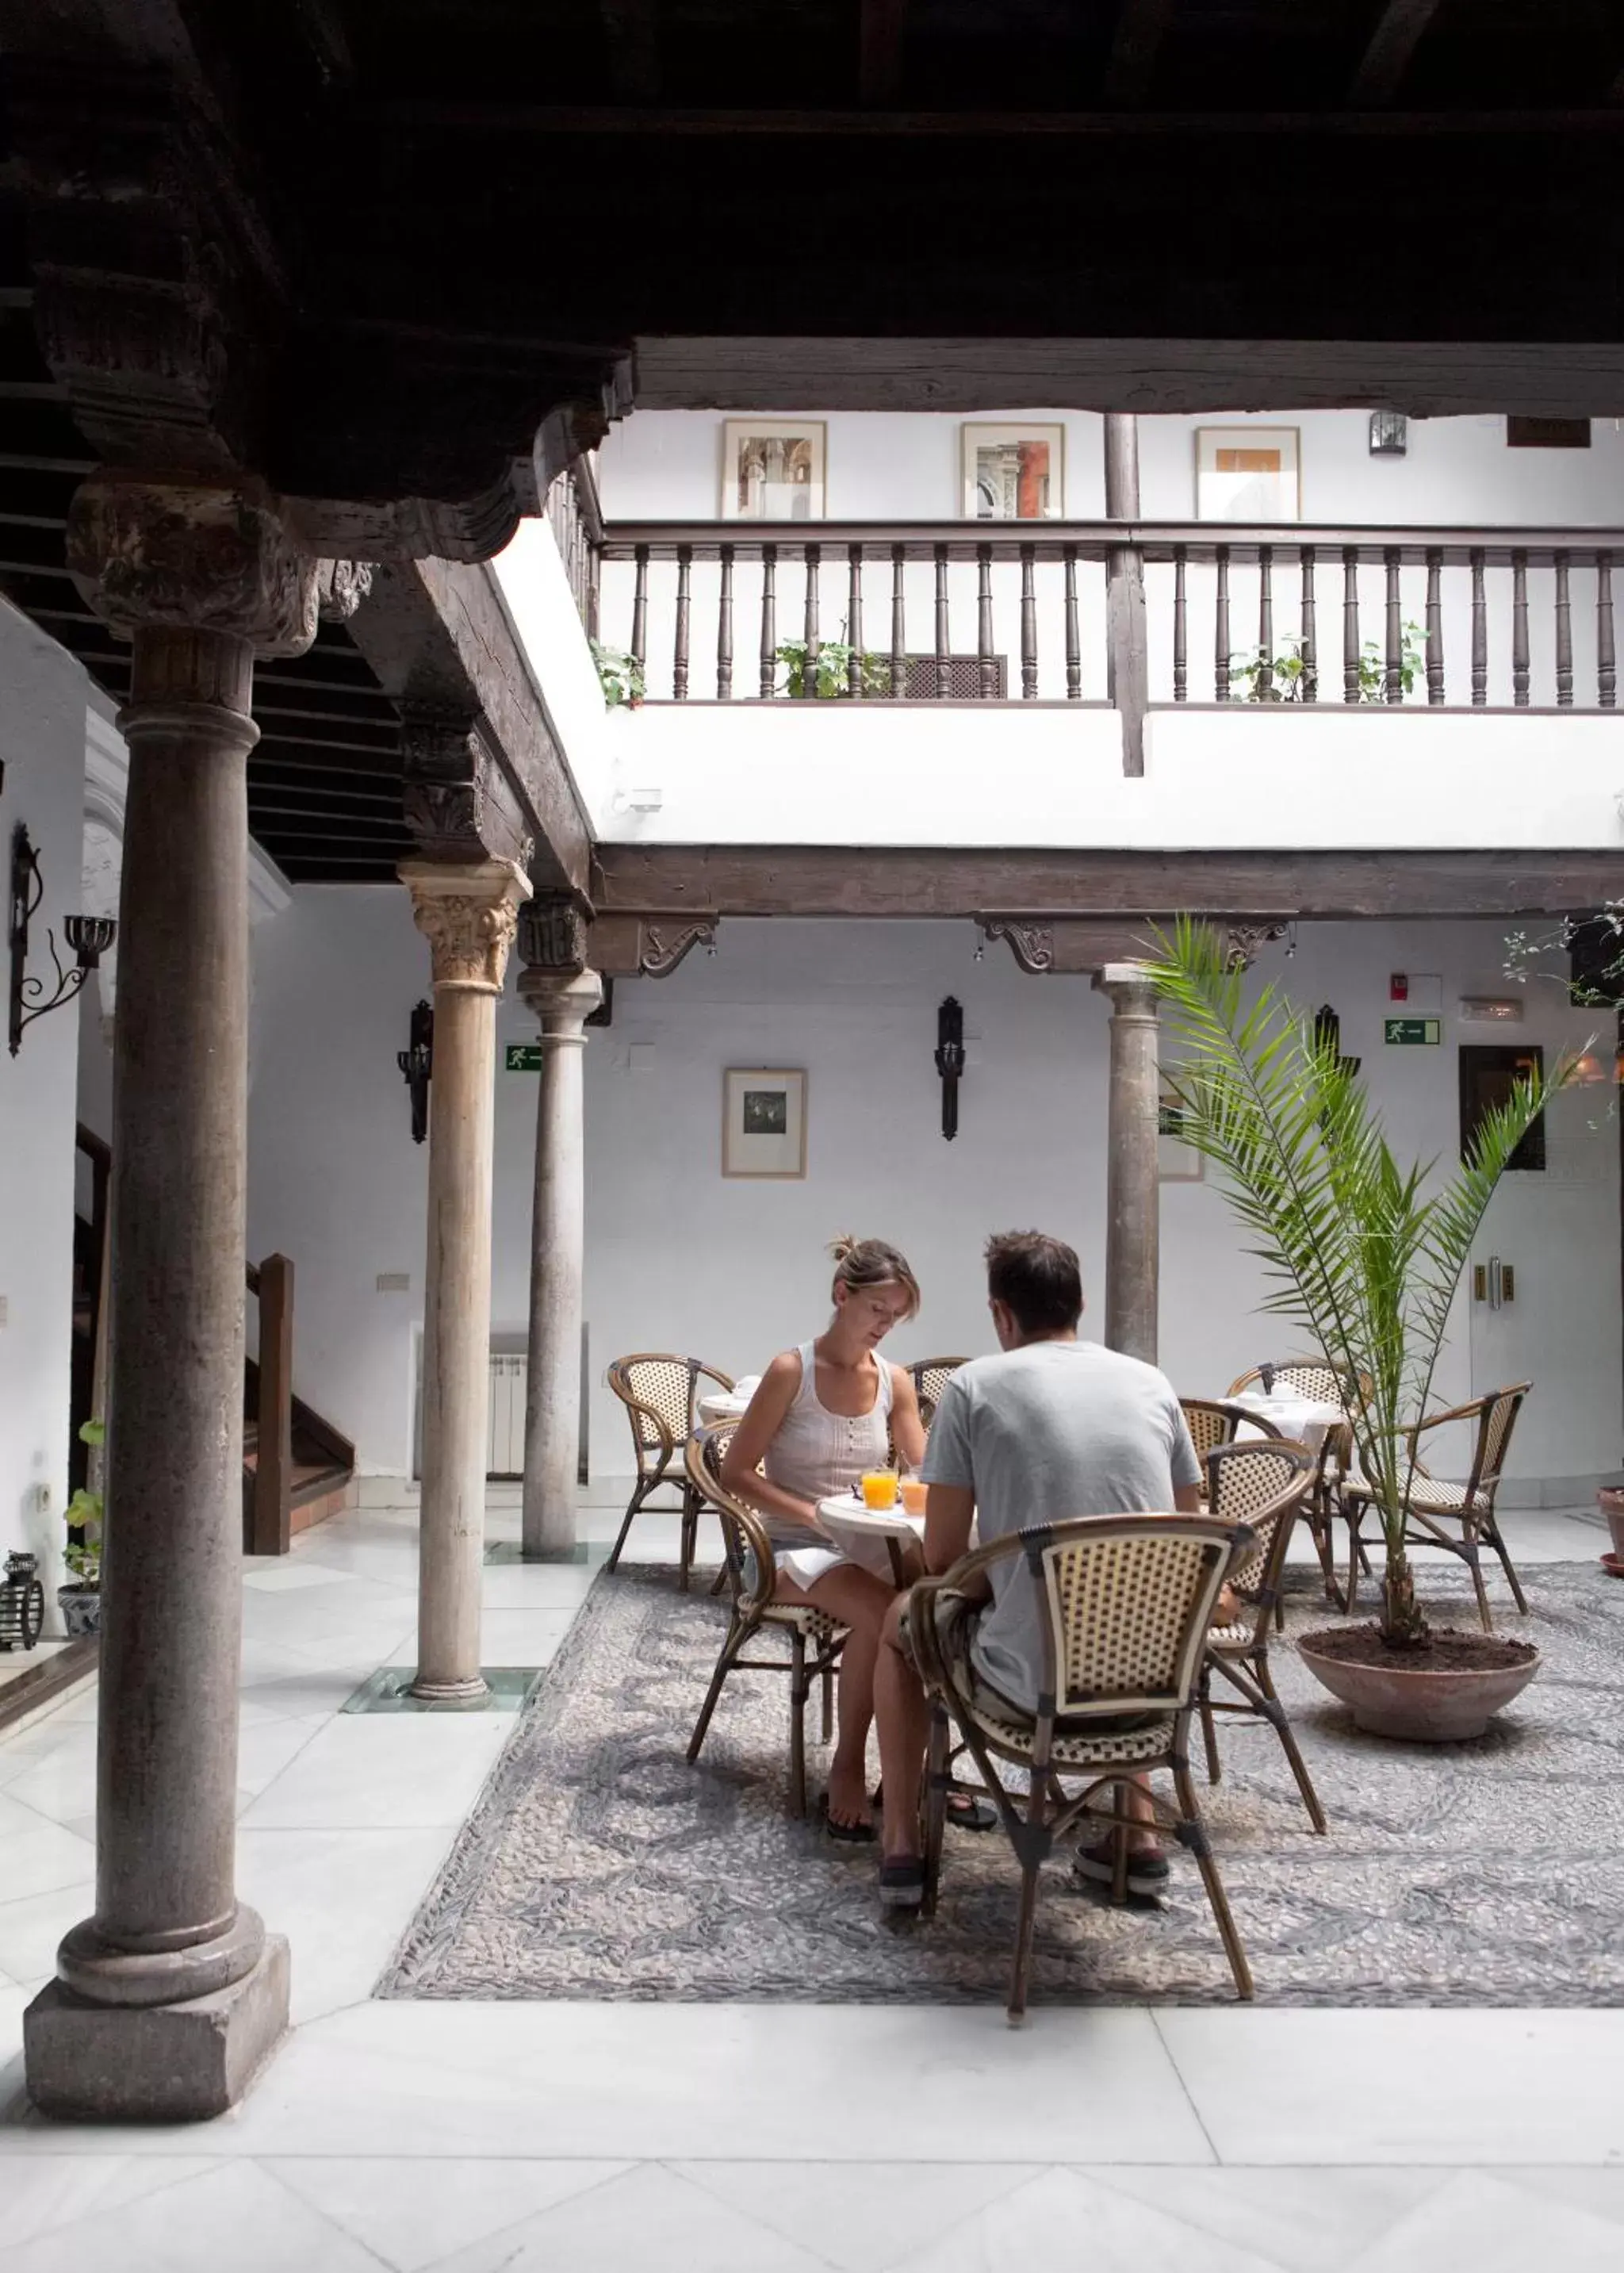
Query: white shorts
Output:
[[778, 1544, 848, 1591]]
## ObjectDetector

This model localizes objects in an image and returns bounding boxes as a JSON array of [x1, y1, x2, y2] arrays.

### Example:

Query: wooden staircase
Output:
[[242, 1255, 356, 1555]]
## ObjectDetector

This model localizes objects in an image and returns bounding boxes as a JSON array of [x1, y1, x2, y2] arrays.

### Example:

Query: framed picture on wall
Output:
[[721, 420, 826, 520], [960, 422, 1063, 519], [1194, 426, 1301, 522], [723, 1068, 808, 1179], [1158, 1087, 1204, 1181]]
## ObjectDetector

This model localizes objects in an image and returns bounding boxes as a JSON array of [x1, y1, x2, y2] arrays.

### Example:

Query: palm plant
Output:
[[1147, 918, 1574, 1646]]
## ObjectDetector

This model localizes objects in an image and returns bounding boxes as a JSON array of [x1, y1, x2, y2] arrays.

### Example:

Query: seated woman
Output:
[[722, 1236, 926, 1840]]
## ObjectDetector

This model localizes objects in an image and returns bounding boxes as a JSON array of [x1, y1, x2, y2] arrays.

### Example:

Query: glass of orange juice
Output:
[[898, 1471, 928, 1517], [860, 1469, 898, 1511]]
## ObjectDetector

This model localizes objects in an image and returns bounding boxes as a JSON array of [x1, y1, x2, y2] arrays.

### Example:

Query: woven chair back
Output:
[[1469, 1382, 1530, 1497], [609, 1353, 733, 1470], [1180, 1397, 1243, 1462], [685, 1422, 772, 1606], [1204, 1440, 1314, 1643], [907, 1357, 970, 1429], [1023, 1516, 1243, 1719]]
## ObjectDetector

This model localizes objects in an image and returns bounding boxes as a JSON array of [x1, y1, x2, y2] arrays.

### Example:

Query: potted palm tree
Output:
[[59, 1417, 105, 1638], [1148, 918, 1572, 1740]]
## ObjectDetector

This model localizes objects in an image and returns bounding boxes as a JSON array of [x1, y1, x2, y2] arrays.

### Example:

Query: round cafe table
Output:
[[697, 1389, 753, 1428], [817, 1494, 924, 1586], [1225, 1389, 1346, 1455]]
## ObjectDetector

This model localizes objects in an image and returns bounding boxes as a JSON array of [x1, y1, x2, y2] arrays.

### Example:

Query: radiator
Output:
[[486, 1352, 528, 1478]]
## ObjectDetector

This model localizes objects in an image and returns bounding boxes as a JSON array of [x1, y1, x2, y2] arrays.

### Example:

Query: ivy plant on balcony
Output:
[[1229, 623, 1428, 703], [589, 639, 645, 709], [776, 639, 894, 699], [1147, 916, 1568, 1650]]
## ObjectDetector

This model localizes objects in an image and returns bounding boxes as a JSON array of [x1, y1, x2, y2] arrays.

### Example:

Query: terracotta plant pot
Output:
[[1599, 1488, 1624, 1562], [1297, 1627, 1539, 1741]]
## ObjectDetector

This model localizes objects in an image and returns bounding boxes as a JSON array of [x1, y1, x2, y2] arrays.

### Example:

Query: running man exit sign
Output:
[[504, 1044, 542, 1071], [1384, 1017, 1442, 1046]]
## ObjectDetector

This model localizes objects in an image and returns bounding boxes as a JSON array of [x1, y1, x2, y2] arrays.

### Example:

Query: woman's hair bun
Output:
[[827, 1233, 860, 1264]]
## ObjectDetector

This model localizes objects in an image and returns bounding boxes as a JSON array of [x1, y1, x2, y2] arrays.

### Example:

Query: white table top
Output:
[[816, 1493, 925, 1547], [1227, 1389, 1346, 1451], [697, 1390, 753, 1424]]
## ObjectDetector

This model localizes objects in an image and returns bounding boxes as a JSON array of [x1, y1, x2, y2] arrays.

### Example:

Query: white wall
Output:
[[596, 407, 1624, 527], [0, 604, 95, 1593], [244, 894, 1622, 1498]]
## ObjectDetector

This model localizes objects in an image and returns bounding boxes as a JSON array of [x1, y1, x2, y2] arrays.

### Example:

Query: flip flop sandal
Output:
[[818, 1793, 876, 1844], [869, 1784, 997, 1833]]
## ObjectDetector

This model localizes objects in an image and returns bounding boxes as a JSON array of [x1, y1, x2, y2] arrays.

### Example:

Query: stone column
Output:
[[400, 858, 530, 1701], [25, 481, 324, 2122], [1094, 962, 1161, 1366], [518, 959, 603, 1558]]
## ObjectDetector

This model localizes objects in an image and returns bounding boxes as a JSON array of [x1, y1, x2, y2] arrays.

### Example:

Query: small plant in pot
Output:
[[1148, 918, 1573, 1741], [60, 1417, 104, 1639]]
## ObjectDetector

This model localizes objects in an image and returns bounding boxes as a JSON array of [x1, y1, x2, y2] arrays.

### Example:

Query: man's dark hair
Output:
[[984, 1230, 1082, 1335]]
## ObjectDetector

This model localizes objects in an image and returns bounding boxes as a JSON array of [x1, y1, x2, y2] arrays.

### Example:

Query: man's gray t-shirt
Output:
[[920, 1340, 1203, 1713]]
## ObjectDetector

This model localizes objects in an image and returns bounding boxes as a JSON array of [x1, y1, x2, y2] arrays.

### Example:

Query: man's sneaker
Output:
[[879, 1857, 926, 1911], [1074, 1838, 1170, 1898]]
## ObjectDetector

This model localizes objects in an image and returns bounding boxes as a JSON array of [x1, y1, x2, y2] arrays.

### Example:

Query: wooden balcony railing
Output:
[[588, 521, 1623, 764], [545, 457, 604, 639]]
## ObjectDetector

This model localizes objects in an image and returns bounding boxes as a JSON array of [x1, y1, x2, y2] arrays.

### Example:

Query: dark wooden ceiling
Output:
[[0, 289, 408, 885]]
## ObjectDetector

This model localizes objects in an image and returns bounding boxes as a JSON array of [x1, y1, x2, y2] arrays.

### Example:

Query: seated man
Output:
[[874, 1228, 1204, 1911]]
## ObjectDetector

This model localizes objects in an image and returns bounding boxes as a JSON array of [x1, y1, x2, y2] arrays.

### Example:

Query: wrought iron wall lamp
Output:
[[397, 998, 433, 1142], [8, 822, 117, 1057], [935, 995, 966, 1140]]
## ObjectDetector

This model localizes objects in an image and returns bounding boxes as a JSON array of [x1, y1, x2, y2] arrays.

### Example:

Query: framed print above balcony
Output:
[[723, 1068, 808, 1179], [961, 423, 1063, 519], [722, 420, 826, 520], [1194, 426, 1301, 522]]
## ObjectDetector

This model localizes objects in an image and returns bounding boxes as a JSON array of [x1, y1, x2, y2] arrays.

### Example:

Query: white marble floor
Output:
[[2, 1494, 1622, 2271]]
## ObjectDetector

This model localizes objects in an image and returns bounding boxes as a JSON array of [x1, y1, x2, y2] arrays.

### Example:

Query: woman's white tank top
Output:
[[760, 1340, 894, 1547]]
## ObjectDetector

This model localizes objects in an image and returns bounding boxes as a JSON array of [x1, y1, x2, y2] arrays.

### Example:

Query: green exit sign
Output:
[[1384, 1017, 1442, 1047], [504, 1044, 542, 1072]]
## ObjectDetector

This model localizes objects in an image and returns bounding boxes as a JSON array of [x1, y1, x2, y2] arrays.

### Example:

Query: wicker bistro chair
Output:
[[1340, 1384, 1532, 1633], [906, 1357, 971, 1430], [1196, 1440, 1324, 1832], [1180, 1397, 1271, 1464], [683, 1423, 848, 1819], [607, 1353, 734, 1590], [910, 1513, 1258, 2022], [1227, 1360, 1369, 1608]]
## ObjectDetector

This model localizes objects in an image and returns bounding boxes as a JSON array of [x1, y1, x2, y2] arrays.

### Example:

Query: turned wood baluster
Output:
[[1294, 546, 1316, 703], [631, 543, 649, 687], [802, 542, 822, 699], [1555, 553, 1573, 707], [759, 544, 777, 699], [1425, 549, 1444, 705], [716, 546, 733, 700], [1215, 545, 1231, 701], [1512, 549, 1530, 707], [1342, 547, 1361, 703], [934, 543, 950, 700], [890, 544, 906, 699], [672, 544, 692, 700], [1470, 548, 1487, 706], [1063, 544, 1081, 699], [1020, 542, 1038, 699], [1383, 547, 1402, 703], [1257, 544, 1274, 700], [847, 544, 864, 699], [1599, 550, 1616, 709], [977, 543, 996, 700], [1173, 546, 1187, 703]]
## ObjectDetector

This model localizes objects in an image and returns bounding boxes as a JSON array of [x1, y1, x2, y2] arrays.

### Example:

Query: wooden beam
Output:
[[599, 0, 661, 103], [591, 845, 1624, 923], [1103, 0, 1175, 109], [1350, 1, 1445, 107], [860, 0, 909, 105]]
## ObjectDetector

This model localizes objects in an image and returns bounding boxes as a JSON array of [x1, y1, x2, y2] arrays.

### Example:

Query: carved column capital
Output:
[[1093, 961, 1161, 1021], [519, 968, 604, 1041], [517, 894, 592, 977], [66, 478, 324, 658], [400, 860, 532, 995]]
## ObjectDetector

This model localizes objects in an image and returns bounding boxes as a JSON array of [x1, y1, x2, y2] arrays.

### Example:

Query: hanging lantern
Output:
[[0, 1550, 44, 1652]]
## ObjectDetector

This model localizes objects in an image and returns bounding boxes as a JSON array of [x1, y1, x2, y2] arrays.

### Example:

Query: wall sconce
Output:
[[934, 995, 966, 1140], [1369, 412, 1408, 456], [8, 823, 117, 1057], [396, 998, 433, 1143]]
